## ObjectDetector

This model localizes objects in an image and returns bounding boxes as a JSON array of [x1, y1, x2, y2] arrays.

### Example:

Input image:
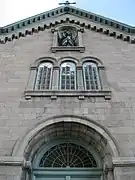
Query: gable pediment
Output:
[[0, 5, 135, 44]]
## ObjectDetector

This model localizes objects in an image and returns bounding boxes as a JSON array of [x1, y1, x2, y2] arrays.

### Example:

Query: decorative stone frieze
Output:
[[0, 19, 135, 44]]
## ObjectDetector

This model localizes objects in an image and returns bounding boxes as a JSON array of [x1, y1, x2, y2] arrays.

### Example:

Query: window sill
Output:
[[24, 90, 111, 100], [51, 46, 85, 53]]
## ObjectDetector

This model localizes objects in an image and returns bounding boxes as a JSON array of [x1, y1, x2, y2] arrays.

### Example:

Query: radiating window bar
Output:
[[39, 143, 97, 168]]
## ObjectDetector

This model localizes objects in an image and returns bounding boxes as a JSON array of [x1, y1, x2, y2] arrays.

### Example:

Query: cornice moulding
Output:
[[0, 18, 135, 45], [113, 157, 135, 167], [0, 5, 135, 36]]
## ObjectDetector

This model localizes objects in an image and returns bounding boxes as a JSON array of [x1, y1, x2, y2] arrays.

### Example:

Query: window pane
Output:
[[83, 62, 100, 90], [66, 84, 70, 89], [71, 85, 75, 89], [61, 84, 65, 89], [86, 84, 90, 90], [35, 62, 53, 90], [60, 62, 76, 90]]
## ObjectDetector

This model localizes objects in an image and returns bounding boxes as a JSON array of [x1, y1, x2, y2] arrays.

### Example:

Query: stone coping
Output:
[[0, 5, 135, 36]]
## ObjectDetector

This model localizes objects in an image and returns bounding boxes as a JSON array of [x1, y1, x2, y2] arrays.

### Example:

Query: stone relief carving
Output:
[[58, 27, 78, 46], [51, 25, 85, 52]]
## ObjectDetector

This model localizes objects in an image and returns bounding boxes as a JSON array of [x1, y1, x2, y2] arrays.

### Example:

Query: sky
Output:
[[1, 0, 135, 27]]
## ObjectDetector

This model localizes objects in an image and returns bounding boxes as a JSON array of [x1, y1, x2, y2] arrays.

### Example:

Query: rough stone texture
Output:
[[0, 166, 22, 180], [114, 167, 135, 180], [0, 14, 135, 179]]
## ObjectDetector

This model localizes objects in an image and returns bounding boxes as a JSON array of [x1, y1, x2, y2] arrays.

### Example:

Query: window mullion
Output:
[[65, 71, 67, 90], [74, 69, 76, 90], [87, 66, 91, 90], [44, 66, 48, 89], [83, 67, 86, 90], [65, 71, 66, 90], [35, 68, 41, 90], [93, 67, 98, 90], [90, 65, 95, 90], [70, 71, 71, 90], [60, 68, 62, 89], [39, 67, 43, 90], [42, 66, 46, 89], [49, 67, 53, 89], [92, 66, 97, 90], [41, 66, 46, 90]]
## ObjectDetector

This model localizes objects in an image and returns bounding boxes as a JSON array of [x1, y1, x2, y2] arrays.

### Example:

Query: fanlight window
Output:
[[35, 62, 53, 90], [83, 62, 101, 90], [60, 62, 76, 90], [39, 143, 97, 168]]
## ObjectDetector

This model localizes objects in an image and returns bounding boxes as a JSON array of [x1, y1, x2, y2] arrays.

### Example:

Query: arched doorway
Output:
[[32, 139, 103, 180], [13, 115, 119, 180]]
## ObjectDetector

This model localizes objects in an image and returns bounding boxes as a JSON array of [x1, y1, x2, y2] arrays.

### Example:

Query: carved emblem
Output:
[[58, 27, 78, 46]]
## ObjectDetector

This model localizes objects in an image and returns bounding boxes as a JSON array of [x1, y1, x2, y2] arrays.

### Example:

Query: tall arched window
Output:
[[35, 62, 53, 90], [60, 62, 76, 90], [83, 62, 101, 90]]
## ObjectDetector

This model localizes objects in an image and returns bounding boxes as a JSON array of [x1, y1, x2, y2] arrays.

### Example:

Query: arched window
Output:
[[83, 62, 101, 90], [60, 62, 76, 90], [35, 62, 53, 90]]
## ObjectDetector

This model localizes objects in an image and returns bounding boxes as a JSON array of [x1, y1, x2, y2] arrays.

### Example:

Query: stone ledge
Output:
[[113, 157, 135, 167], [0, 156, 135, 169], [0, 156, 23, 166], [24, 90, 111, 100], [51, 46, 85, 53]]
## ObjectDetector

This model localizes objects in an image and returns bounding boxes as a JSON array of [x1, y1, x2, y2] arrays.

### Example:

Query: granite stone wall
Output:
[[0, 14, 135, 180]]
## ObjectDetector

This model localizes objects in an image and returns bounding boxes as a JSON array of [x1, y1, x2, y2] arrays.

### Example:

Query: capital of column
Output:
[[22, 160, 32, 171], [53, 66, 60, 70], [76, 65, 82, 70]]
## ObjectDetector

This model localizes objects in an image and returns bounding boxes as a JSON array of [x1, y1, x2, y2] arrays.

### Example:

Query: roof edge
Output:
[[0, 5, 135, 36], [0, 17, 135, 45]]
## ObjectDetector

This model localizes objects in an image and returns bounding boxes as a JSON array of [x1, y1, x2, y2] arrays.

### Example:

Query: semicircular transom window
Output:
[[39, 143, 97, 168]]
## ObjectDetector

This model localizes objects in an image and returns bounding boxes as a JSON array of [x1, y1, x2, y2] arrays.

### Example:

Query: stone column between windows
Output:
[[99, 66, 110, 90], [77, 66, 84, 90], [52, 66, 59, 90], [26, 67, 37, 90]]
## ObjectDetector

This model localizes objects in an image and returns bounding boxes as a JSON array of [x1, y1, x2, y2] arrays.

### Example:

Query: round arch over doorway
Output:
[[32, 136, 103, 180], [13, 115, 120, 158], [13, 115, 120, 180]]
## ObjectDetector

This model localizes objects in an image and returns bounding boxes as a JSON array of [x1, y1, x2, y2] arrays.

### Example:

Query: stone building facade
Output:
[[0, 4, 135, 180]]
